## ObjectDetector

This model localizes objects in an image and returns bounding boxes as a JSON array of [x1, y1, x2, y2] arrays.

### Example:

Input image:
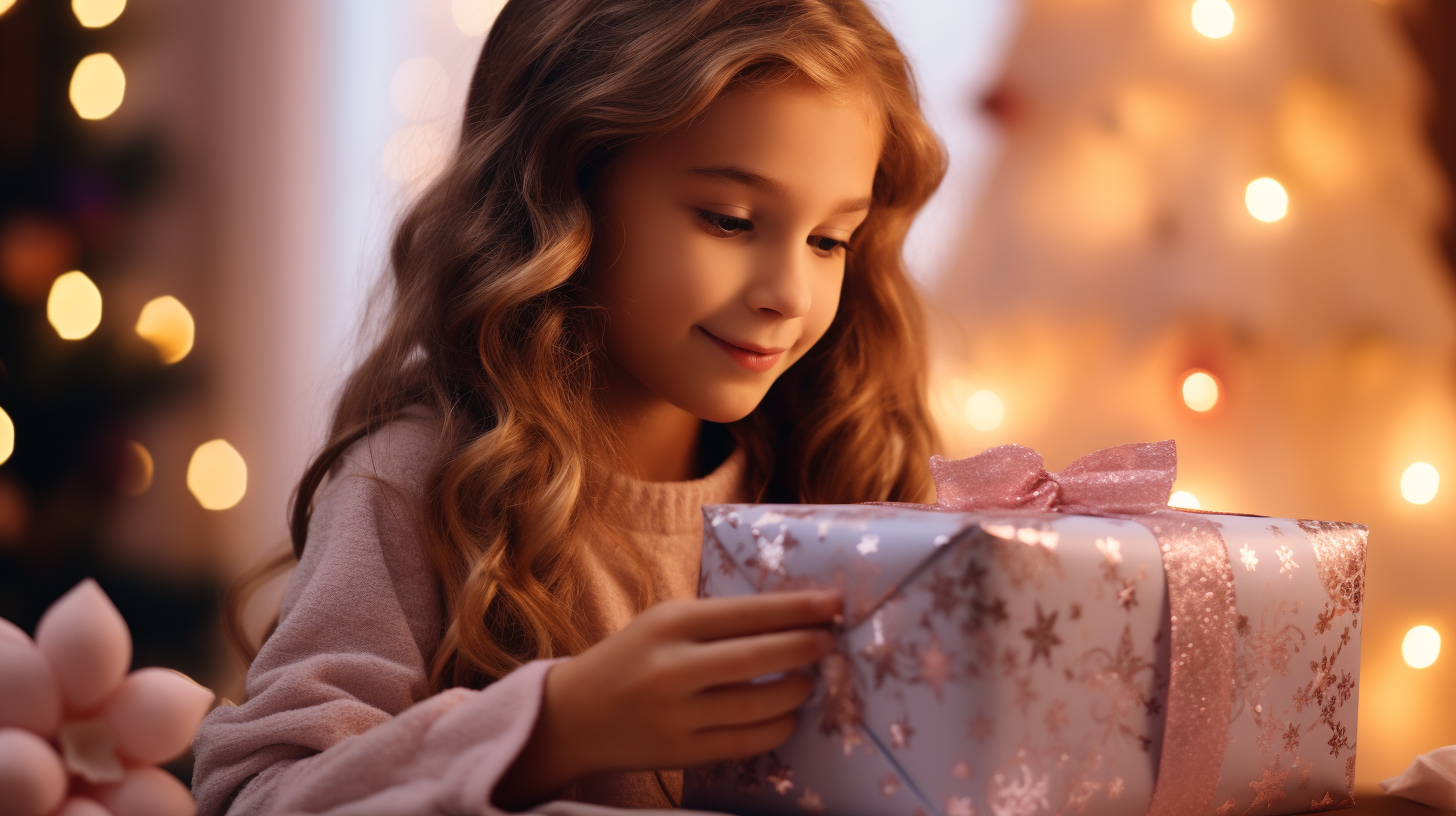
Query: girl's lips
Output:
[[699, 327, 785, 373]]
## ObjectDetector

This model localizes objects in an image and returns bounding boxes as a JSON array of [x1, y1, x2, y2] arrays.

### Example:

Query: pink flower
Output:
[[0, 580, 213, 816]]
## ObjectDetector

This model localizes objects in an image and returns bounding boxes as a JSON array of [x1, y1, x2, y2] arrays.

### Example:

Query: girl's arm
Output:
[[191, 415, 839, 816], [192, 415, 558, 816]]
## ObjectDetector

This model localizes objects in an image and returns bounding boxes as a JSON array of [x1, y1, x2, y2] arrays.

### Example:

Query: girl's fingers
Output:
[[656, 591, 842, 643], [682, 628, 836, 687], [690, 672, 815, 729], [688, 712, 801, 765]]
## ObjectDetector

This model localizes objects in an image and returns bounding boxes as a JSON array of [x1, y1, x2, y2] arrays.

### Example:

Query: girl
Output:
[[193, 0, 945, 813]]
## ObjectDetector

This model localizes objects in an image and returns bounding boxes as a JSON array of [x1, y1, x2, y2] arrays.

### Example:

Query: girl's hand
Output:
[[494, 589, 842, 809]]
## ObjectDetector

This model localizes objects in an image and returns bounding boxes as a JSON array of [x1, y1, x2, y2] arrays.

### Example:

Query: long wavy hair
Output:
[[228, 0, 946, 691]]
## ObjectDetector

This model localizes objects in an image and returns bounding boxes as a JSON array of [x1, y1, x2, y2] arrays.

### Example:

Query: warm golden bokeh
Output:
[[965, 390, 1005, 432], [1168, 490, 1201, 509], [1402, 625, 1442, 669], [0, 406, 13, 466], [69, 53, 126, 120], [135, 295, 196, 364], [186, 439, 247, 511], [1244, 177, 1289, 222], [1181, 370, 1220, 412], [120, 441, 154, 496], [450, 0, 506, 36], [46, 271, 102, 340], [1190, 0, 1234, 39], [1400, 462, 1440, 505], [72, 0, 125, 28]]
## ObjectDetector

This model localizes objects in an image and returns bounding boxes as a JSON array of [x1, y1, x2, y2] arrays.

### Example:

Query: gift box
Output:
[[684, 441, 1366, 816]]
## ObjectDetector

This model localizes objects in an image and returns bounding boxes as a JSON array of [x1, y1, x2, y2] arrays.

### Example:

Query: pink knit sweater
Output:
[[191, 411, 748, 815]]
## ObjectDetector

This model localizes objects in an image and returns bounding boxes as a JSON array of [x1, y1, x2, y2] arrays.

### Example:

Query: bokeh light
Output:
[[1245, 177, 1289, 223], [72, 0, 125, 28], [121, 441, 153, 496], [965, 390, 1005, 431], [382, 124, 450, 191], [187, 440, 247, 511], [1401, 462, 1440, 505], [1190, 0, 1234, 39], [69, 53, 126, 121], [0, 407, 13, 466], [0, 0, 16, 18], [1169, 491, 1201, 509], [135, 295, 195, 364], [451, 0, 507, 36], [47, 271, 103, 340], [391, 56, 451, 122], [1402, 625, 1441, 669], [1181, 369, 1220, 412]]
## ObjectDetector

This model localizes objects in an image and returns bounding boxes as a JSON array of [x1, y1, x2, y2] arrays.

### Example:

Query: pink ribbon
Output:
[[926, 439, 1236, 816], [928, 439, 1178, 515]]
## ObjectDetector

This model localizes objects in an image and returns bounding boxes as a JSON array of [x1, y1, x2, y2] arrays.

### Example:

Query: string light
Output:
[[1402, 625, 1441, 669], [0, 406, 13, 466], [1181, 369, 1220, 412], [69, 53, 126, 121], [72, 0, 125, 28], [0, 0, 16, 17], [187, 440, 247, 510], [1191, 0, 1234, 39], [121, 441, 153, 496], [135, 295, 195, 364], [47, 271, 103, 340], [1401, 462, 1439, 505], [965, 390, 1005, 431], [1169, 491, 1201, 509], [1245, 177, 1289, 222], [451, 0, 508, 36]]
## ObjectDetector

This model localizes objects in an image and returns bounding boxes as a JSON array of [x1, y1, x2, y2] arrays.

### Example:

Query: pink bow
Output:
[[930, 440, 1178, 515]]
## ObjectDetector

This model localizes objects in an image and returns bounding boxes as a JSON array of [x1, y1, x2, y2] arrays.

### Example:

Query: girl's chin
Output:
[[677, 382, 773, 425]]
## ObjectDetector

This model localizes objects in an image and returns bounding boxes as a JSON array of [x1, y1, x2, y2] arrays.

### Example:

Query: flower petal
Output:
[[0, 639, 62, 737], [93, 766, 196, 816], [0, 616, 31, 646], [34, 579, 132, 713], [0, 727, 68, 816], [55, 798, 115, 816], [106, 668, 215, 764]]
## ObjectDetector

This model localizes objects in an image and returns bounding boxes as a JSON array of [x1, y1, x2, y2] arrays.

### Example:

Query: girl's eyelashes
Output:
[[696, 209, 852, 256], [697, 209, 752, 237], [808, 235, 852, 256]]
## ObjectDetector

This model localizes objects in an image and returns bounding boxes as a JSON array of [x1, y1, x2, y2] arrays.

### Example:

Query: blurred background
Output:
[[0, 0, 1452, 793]]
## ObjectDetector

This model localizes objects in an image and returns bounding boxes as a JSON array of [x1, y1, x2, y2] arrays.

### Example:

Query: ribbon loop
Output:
[[930, 439, 1177, 515]]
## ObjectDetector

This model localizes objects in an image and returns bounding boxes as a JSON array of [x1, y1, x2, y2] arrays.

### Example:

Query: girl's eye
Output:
[[697, 210, 752, 237], [808, 235, 850, 255]]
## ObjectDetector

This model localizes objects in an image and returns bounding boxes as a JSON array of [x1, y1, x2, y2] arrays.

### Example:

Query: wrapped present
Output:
[[684, 441, 1366, 816]]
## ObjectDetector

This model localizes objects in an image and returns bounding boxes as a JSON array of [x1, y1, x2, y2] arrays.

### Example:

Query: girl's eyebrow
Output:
[[685, 164, 872, 215]]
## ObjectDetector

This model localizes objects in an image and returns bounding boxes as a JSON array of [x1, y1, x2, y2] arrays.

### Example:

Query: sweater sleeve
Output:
[[191, 416, 558, 816]]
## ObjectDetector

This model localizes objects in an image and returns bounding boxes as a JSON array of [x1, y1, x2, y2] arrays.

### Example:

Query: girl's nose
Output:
[[744, 242, 813, 320]]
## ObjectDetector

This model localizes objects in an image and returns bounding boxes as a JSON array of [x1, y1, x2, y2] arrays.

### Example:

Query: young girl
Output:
[[193, 0, 945, 812]]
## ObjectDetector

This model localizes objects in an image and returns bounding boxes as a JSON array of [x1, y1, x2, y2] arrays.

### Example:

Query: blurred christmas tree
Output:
[[930, 0, 1456, 789], [0, 0, 217, 701]]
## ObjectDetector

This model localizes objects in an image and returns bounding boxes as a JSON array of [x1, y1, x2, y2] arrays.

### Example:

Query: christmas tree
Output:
[[931, 0, 1456, 787], [0, 0, 221, 782]]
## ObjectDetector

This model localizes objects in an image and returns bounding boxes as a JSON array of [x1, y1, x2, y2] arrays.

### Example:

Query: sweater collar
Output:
[[606, 444, 749, 535]]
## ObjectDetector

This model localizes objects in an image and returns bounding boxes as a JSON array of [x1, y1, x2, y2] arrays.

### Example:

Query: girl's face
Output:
[[588, 76, 883, 425]]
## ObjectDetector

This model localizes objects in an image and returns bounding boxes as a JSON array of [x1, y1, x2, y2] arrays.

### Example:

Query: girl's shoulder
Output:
[[327, 403, 444, 501]]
